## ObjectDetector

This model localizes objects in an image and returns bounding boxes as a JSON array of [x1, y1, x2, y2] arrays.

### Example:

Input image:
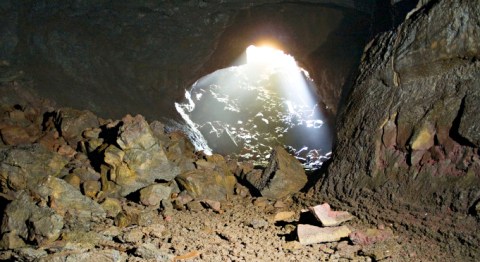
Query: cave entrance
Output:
[[176, 45, 332, 167]]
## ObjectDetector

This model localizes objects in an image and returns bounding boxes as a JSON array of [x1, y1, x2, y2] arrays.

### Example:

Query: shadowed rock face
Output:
[[317, 0, 480, 258], [0, 0, 374, 120]]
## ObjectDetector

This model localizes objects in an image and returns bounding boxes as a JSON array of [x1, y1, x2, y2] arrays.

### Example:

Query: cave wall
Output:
[[317, 0, 480, 258], [0, 0, 375, 121]]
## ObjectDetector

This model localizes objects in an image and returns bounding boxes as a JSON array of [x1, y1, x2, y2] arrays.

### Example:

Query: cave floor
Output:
[[1, 193, 452, 262]]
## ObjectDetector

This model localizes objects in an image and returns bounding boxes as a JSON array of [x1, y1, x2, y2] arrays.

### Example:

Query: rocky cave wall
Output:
[[316, 0, 480, 258], [0, 0, 377, 121]]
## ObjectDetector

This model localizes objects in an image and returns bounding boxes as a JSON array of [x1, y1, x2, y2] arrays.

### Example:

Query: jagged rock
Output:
[[54, 108, 99, 147], [15, 247, 48, 261], [104, 115, 179, 196], [176, 169, 236, 201], [139, 184, 172, 206], [309, 203, 354, 227], [0, 192, 63, 248], [135, 242, 174, 261], [186, 200, 204, 212], [34, 176, 106, 230], [249, 146, 307, 199], [297, 224, 351, 245], [0, 144, 69, 193]]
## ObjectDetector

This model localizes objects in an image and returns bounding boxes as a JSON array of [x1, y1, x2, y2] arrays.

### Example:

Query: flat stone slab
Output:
[[309, 203, 354, 227], [298, 224, 351, 245]]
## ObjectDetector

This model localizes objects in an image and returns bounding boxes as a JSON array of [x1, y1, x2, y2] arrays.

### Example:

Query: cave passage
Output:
[[176, 44, 333, 167]]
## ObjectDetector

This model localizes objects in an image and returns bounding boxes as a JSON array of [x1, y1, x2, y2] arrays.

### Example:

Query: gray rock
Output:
[[135, 242, 174, 261], [35, 176, 106, 230], [250, 146, 307, 199], [139, 183, 172, 206], [0, 144, 69, 192], [0, 191, 64, 247]]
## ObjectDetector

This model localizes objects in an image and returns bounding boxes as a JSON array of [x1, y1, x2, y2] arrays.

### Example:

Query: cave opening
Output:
[[176, 44, 333, 168]]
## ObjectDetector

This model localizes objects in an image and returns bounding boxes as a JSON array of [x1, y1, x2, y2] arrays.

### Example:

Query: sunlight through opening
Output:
[[175, 44, 332, 168]]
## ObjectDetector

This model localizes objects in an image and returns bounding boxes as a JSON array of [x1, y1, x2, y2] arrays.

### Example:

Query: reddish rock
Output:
[[0, 125, 32, 145], [309, 203, 354, 227]]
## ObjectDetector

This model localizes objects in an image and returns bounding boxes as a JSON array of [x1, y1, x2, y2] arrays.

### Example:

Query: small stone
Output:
[[253, 197, 268, 207], [319, 244, 335, 254], [63, 174, 81, 189], [122, 227, 144, 244], [298, 224, 351, 245], [186, 201, 204, 212], [274, 211, 295, 222], [283, 241, 303, 251], [248, 219, 269, 229], [274, 200, 286, 208], [82, 180, 100, 199], [139, 184, 172, 206], [115, 212, 131, 228], [309, 203, 354, 227], [203, 199, 222, 213], [100, 198, 122, 218]]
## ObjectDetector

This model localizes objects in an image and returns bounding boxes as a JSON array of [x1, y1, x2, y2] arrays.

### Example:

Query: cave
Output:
[[0, 0, 479, 261]]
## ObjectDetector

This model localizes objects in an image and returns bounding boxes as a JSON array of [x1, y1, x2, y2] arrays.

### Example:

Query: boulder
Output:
[[54, 108, 99, 147], [34, 176, 106, 230], [0, 192, 64, 248], [0, 125, 33, 145], [176, 169, 236, 201], [104, 115, 179, 196], [249, 146, 307, 199], [0, 144, 69, 193], [139, 184, 172, 206]]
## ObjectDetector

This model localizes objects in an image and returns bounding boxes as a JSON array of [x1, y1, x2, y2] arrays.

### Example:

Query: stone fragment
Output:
[[115, 212, 131, 228], [458, 86, 480, 147], [121, 227, 144, 244], [16, 247, 48, 261], [203, 199, 221, 213], [251, 146, 307, 199], [298, 224, 351, 245], [82, 180, 100, 198], [0, 231, 26, 249], [135, 243, 174, 261], [248, 219, 269, 229], [139, 184, 172, 206], [253, 197, 268, 207], [54, 108, 99, 147], [101, 197, 123, 218], [410, 123, 435, 151], [336, 241, 361, 260], [382, 119, 397, 148], [0, 125, 32, 145], [138, 209, 161, 226], [274, 211, 295, 222], [186, 200, 204, 212], [349, 228, 394, 246], [309, 203, 354, 227]]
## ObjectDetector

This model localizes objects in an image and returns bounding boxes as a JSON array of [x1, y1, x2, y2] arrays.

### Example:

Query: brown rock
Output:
[[54, 108, 99, 147], [101, 198, 122, 218], [274, 211, 295, 222], [176, 169, 236, 201], [63, 174, 81, 189], [139, 184, 172, 206], [0, 125, 32, 145], [83, 180, 100, 198]]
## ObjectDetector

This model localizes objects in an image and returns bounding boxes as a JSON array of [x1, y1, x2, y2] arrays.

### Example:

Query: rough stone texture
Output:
[[0, 144, 69, 193], [297, 224, 351, 245], [139, 183, 172, 207], [54, 107, 99, 147], [0, 1, 375, 120], [105, 114, 179, 196], [35, 176, 106, 229], [317, 0, 480, 259], [176, 169, 235, 202], [0, 191, 63, 248], [251, 146, 307, 199]]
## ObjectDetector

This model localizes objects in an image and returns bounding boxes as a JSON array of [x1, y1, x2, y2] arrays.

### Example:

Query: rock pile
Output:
[[0, 83, 313, 260]]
